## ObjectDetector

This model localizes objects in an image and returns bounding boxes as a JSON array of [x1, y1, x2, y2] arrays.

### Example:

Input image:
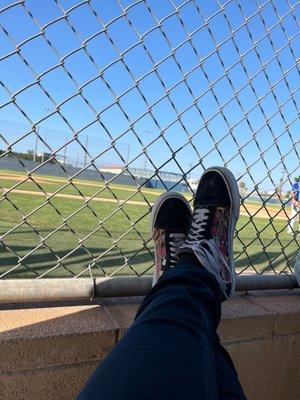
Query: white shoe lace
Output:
[[169, 233, 186, 266], [178, 208, 233, 298], [183, 239, 232, 298], [185, 208, 210, 244]]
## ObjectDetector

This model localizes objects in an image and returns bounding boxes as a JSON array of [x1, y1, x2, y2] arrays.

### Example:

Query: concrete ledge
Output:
[[1, 290, 299, 400]]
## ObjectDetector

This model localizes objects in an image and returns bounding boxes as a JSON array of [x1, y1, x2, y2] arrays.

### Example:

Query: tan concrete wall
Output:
[[1, 290, 299, 400]]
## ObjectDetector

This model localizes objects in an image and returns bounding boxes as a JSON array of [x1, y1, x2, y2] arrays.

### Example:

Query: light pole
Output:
[[83, 135, 89, 167], [42, 108, 52, 162], [278, 168, 286, 199], [33, 127, 39, 162], [126, 143, 130, 165], [63, 136, 67, 166]]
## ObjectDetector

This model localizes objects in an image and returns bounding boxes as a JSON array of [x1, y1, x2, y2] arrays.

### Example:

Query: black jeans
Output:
[[78, 264, 247, 399]]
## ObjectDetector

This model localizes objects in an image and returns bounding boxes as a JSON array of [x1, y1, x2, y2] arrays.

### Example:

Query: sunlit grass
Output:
[[0, 190, 297, 279]]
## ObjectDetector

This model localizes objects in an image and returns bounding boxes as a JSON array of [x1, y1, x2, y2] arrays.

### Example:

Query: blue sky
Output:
[[0, 0, 300, 191]]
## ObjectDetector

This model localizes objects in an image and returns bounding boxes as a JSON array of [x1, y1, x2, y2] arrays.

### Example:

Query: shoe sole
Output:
[[151, 191, 192, 286], [196, 167, 240, 297]]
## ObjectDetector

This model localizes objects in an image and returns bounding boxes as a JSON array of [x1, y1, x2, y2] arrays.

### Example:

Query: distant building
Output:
[[188, 179, 199, 192], [99, 164, 191, 192], [100, 164, 125, 174], [126, 167, 188, 192], [126, 167, 182, 183]]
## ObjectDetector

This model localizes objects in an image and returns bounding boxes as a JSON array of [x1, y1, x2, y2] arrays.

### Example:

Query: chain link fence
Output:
[[0, 0, 299, 286]]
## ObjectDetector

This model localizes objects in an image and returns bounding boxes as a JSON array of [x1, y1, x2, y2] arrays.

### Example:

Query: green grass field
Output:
[[0, 170, 162, 204], [0, 170, 297, 278]]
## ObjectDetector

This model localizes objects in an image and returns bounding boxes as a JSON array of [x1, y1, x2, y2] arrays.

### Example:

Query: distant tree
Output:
[[294, 176, 300, 183], [285, 190, 291, 200], [277, 177, 284, 198], [239, 181, 246, 194]]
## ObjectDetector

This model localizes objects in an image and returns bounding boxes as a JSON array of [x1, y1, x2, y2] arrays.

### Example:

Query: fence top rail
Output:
[[0, 274, 298, 304]]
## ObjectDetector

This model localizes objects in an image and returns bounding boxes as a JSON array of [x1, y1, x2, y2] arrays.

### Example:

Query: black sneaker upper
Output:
[[194, 171, 231, 208], [155, 197, 192, 231], [191, 171, 232, 242]]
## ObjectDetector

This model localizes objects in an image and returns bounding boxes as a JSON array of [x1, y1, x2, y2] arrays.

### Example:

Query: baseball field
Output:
[[0, 169, 297, 278]]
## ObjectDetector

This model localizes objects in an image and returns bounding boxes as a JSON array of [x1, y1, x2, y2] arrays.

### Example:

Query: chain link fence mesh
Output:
[[0, 0, 299, 280]]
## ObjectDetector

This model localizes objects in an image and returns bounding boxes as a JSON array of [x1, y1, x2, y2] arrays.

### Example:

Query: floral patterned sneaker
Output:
[[151, 191, 192, 286], [177, 167, 240, 299]]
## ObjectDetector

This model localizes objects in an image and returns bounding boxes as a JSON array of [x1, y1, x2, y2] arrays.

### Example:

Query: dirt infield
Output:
[[1, 188, 150, 207], [241, 203, 288, 221], [1, 186, 290, 221], [0, 173, 161, 196]]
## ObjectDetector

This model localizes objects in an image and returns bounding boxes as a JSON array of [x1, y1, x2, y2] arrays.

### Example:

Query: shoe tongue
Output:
[[198, 204, 215, 210], [156, 219, 189, 234], [164, 228, 187, 236], [197, 203, 227, 210], [156, 219, 188, 232]]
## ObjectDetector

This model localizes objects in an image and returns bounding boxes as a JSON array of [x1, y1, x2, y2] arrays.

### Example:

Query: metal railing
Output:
[[0, 0, 299, 300]]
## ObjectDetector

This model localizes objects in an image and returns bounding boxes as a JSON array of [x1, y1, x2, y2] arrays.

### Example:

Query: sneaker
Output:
[[177, 167, 240, 299], [151, 191, 192, 285]]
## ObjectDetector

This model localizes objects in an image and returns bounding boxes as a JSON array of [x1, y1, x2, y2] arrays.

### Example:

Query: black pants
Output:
[[78, 264, 247, 399]]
